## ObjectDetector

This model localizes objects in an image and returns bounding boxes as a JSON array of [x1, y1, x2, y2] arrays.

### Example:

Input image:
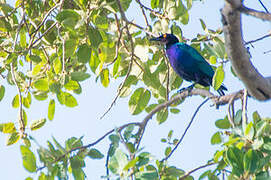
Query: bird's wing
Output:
[[177, 43, 214, 78]]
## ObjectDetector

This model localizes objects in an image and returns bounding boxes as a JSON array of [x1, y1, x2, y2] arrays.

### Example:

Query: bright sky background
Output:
[[1, 0, 271, 179]]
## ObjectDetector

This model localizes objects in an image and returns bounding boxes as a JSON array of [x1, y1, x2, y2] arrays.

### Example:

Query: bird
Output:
[[150, 33, 227, 96]]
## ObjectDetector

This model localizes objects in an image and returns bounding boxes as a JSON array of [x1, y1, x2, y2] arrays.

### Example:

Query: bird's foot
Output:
[[177, 84, 195, 94]]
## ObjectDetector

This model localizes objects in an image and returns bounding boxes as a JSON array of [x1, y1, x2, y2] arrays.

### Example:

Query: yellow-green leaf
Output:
[[64, 80, 79, 91], [77, 43, 91, 64], [64, 92, 78, 107], [53, 57, 62, 74], [20, 145, 37, 172], [30, 118, 46, 131], [212, 65, 224, 90], [0, 85, 5, 101], [100, 68, 110, 87], [129, 88, 151, 115], [12, 94, 19, 108], [48, 99, 55, 121], [0, 122, 16, 133], [34, 79, 49, 91], [6, 132, 20, 145]]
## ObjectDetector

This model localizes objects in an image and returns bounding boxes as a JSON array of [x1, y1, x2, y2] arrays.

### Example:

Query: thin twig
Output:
[[135, 0, 150, 27], [30, 2, 60, 37], [258, 0, 269, 13], [100, 0, 135, 119], [105, 143, 112, 180], [245, 33, 271, 45], [161, 97, 210, 162], [28, 22, 57, 50], [36, 122, 141, 172], [11, 11, 26, 136], [179, 162, 217, 180], [242, 89, 248, 124]]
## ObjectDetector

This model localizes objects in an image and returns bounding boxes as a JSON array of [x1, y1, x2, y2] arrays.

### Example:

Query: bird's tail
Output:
[[217, 84, 228, 96]]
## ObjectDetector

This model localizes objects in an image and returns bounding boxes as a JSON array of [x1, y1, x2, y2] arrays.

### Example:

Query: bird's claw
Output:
[[177, 85, 194, 94]]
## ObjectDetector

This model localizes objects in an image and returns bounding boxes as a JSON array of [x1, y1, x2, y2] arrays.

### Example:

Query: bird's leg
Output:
[[177, 83, 196, 93]]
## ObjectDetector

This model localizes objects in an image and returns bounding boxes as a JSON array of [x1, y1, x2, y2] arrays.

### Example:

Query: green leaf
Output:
[[226, 146, 244, 176], [215, 118, 231, 129], [123, 157, 139, 171], [23, 93, 31, 108], [56, 9, 80, 23], [0, 85, 5, 101], [53, 57, 62, 74], [209, 56, 217, 64], [245, 122, 254, 140], [128, 88, 151, 115], [88, 26, 103, 48], [0, 122, 16, 133], [65, 39, 78, 57], [234, 110, 242, 125], [109, 134, 120, 144], [6, 132, 20, 145], [211, 132, 222, 145], [71, 72, 90, 81], [65, 136, 83, 150], [28, 55, 42, 63], [157, 108, 168, 124], [100, 68, 110, 87], [63, 92, 78, 107], [253, 111, 261, 124], [88, 148, 104, 159], [12, 94, 19, 108], [165, 146, 171, 156], [244, 149, 259, 174], [113, 55, 121, 78], [64, 80, 80, 91], [170, 108, 180, 114], [140, 171, 159, 179], [77, 44, 91, 64], [151, 0, 159, 9], [199, 18, 207, 32], [20, 28, 27, 48], [34, 79, 49, 91], [48, 99, 55, 121], [212, 65, 224, 91], [30, 118, 46, 131], [20, 145, 37, 172]]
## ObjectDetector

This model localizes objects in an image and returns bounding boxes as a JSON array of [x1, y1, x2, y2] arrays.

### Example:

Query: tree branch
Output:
[[239, 5, 271, 21], [221, 0, 271, 100], [179, 162, 217, 180], [161, 97, 210, 162]]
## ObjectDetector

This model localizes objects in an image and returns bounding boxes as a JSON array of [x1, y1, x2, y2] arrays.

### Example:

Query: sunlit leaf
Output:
[[100, 68, 110, 87], [88, 148, 104, 159], [34, 79, 49, 91], [77, 44, 91, 64], [0, 122, 16, 133], [211, 132, 222, 145], [0, 85, 5, 101], [129, 88, 151, 115], [30, 118, 46, 131], [71, 72, 90, 81], [212, 65, 224, 90], [20, 145, 37, 172], [6, 132, 20, 145]]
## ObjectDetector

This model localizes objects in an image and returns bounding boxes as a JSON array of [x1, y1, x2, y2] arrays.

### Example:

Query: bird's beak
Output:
[[149, 37, 162, 42]]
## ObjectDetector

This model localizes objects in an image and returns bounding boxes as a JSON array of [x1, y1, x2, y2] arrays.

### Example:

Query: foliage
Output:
[[0, 0, 270, 179]]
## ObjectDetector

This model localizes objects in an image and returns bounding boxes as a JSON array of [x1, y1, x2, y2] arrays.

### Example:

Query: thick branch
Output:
[[239, 5, 271, 21], [221, 0, 271, 100]]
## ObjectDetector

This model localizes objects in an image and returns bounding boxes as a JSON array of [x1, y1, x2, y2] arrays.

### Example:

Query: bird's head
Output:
[[150, 34, 179, 48]]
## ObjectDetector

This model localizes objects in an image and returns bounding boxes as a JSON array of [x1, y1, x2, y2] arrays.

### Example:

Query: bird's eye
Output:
[[163, 34, 167, 39]]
